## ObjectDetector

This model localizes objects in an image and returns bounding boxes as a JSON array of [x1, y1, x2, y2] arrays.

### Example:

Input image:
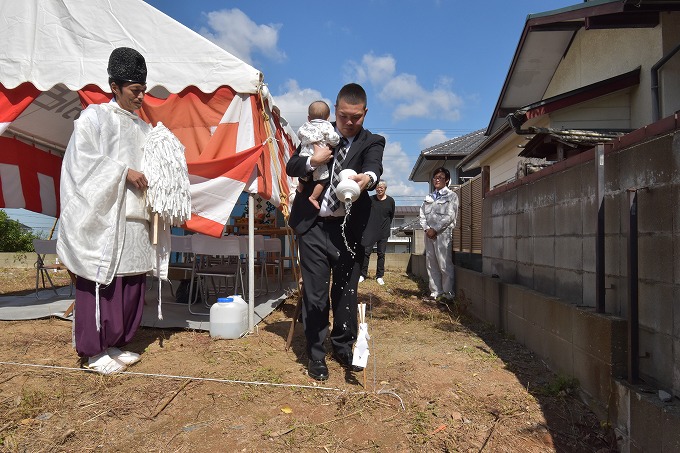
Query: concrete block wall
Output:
[[616, 381, 680, 453], [483, 158, 597, 308], [456, 266, 680, 452], [458, 267, 627, 403], [481, 131, 680, 399], [604, 133, 680, 397]]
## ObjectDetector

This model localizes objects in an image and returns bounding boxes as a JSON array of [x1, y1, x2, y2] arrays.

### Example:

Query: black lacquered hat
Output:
[[107, 47, 147, 84]]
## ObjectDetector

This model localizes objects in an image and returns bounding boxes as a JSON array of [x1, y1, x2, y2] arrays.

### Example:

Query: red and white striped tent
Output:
[[0, 0, 298, 238]]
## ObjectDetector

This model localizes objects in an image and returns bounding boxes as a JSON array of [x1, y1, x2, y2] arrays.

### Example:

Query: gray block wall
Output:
[[480, 131, 680, 399], [456, 266, 678, 453]]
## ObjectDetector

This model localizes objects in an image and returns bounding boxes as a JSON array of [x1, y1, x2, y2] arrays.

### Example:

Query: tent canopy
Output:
[[1, 0, 262, 94], [0, 0, 297, 236]]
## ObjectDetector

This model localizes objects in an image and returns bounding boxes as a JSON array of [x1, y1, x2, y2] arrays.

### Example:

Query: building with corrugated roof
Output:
[[409, 129, 485, 188]]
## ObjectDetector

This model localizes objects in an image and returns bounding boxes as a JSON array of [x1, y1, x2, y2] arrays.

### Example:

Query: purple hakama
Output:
[[74, 274, 147, 358]]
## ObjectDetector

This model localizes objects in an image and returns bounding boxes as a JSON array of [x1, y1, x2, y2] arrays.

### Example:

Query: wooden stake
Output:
[[63, 302, 74, 318], [285, 283, 303, 351], [152, 213, 159, 245]]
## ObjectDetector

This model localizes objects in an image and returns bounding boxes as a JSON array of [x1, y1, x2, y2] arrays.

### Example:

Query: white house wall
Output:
[[545, 26, 662, 128], [492, 151, 524, 188], [550, 91, 632, 131], [480, 117, 550, 188], [483, 22, 680, 188], [478, 15, 680, 192]]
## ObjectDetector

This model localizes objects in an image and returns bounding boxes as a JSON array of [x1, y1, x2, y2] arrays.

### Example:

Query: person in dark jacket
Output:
[[360, 180, 395, 285]]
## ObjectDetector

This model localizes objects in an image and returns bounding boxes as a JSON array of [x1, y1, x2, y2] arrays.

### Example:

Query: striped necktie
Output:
[[327, 137, 349, 212]]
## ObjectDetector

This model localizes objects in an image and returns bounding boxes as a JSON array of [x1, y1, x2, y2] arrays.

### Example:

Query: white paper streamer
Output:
[[142, 122, 191, 226], [353, 303, 370, 368]]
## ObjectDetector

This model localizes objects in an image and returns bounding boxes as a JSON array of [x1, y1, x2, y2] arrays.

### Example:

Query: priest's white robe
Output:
[[57, 101, 168, 285]]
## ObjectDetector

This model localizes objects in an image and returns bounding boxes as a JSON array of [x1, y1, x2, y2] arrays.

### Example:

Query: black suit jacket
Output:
[[286, 124, 385, 245]]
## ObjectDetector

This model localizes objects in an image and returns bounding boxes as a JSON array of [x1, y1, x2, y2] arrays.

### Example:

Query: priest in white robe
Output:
[[57, 47, 158, 375]]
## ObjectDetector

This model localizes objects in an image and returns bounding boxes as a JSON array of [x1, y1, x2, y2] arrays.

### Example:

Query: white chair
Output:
[[168, 234, 194, 280], [171, 234, 193, 262], [32, 239, 72, 298], [188, 235, 243, 315]]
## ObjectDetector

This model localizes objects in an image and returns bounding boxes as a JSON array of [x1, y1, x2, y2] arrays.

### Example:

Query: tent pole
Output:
[[256, 85, 299, 292], [8, 129, 66, 155], [248, 193, 255, 332], [47, 217, 58, 240]]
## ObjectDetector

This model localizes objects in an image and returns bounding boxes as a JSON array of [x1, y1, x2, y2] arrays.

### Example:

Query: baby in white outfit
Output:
[[297, 100, 340, 209]]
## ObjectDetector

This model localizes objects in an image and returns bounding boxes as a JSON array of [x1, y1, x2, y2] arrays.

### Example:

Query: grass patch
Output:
[[536, 375, 579, 397]]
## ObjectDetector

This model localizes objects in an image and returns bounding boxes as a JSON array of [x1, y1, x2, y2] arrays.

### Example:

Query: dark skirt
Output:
[[74, 274, 146, 358]]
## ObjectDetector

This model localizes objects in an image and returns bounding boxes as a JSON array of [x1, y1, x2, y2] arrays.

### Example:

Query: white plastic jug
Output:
[[336, 169, 360, 203], [209, 295, 248, 339]]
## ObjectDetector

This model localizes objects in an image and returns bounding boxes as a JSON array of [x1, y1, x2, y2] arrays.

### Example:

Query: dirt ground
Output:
[[0, 268, 617, 452]]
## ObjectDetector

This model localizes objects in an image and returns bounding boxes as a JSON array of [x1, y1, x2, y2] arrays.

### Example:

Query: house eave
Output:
[[485, 0, 669, 136], [458, 123, 513, 172]]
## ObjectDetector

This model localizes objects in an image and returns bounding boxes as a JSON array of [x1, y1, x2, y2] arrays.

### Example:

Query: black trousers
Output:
[[361, 237, 388, 278], [298, 217, 364, 361]]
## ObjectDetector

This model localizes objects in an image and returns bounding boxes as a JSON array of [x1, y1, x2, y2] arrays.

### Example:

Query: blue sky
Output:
[[5, 0, 577, 234], [144, 0, 576, 201]]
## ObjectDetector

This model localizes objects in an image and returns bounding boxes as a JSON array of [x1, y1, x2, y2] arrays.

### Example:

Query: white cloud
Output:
[[419, 129, 450, 149], [379, 135, 426, 201], [352, 53, 396, 85], [194, 10, 435, 204], [350, 53, 463, 122], [199, 9, 285, 65], [271, 80, 333, 132]]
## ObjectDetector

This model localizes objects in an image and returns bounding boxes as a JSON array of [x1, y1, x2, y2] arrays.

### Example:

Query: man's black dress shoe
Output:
[[332, 350, 364, 372], [308, 359, 329, 381]]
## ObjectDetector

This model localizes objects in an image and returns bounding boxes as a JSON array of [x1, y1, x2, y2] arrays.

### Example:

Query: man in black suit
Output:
[[286, 83, 385, 381]]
